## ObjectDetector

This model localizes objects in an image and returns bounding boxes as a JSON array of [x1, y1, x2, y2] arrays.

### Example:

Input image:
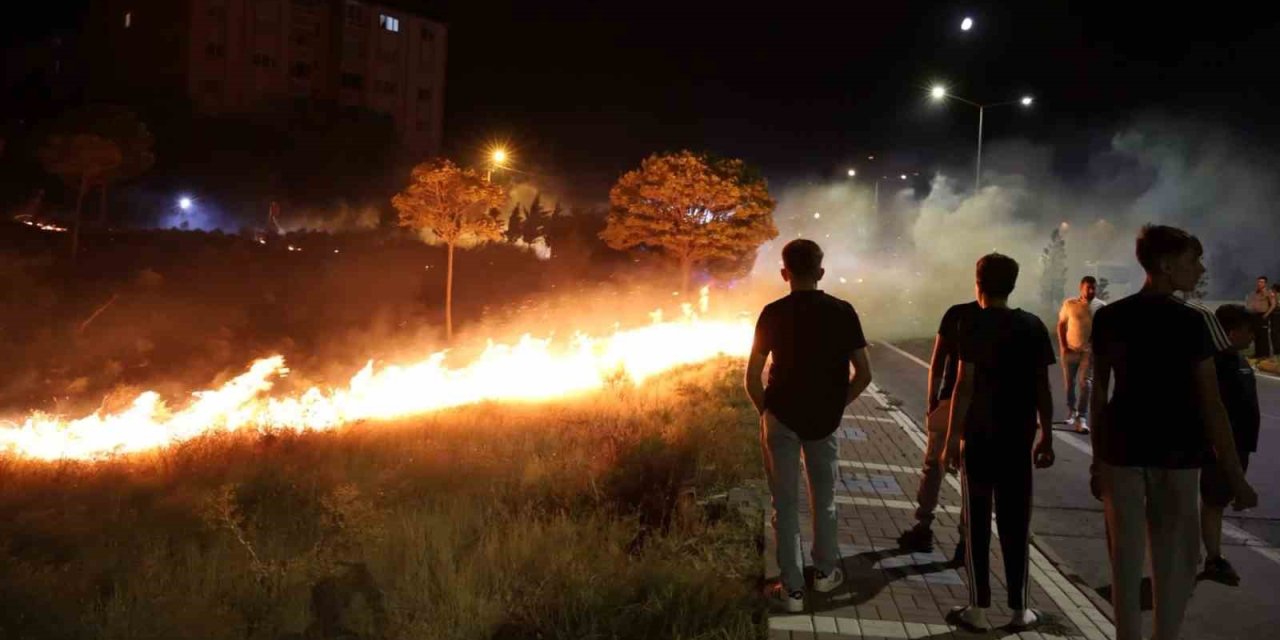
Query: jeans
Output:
[[915, 398, 957, 527], [761, 411, 840, 592], [1100, 463, 1201, 640], [1063, 349, 1093, 417]]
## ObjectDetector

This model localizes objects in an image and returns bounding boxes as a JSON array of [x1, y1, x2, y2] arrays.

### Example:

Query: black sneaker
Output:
[[897, 524, 934, 552], [1199, 555, 1241, 586]]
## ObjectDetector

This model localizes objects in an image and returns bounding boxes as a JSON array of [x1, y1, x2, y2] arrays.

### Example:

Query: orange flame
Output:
[[1, 288, 751, 461]]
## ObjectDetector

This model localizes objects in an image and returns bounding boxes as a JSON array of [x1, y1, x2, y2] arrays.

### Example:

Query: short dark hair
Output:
[[976, 253, 1019, 298], [1215, 304, 1253, 333], [782, 239, 823, 279], [1081, 276, 1098, 286], [1258, 276, 1269, 282], [1135, 225, 1202, 274]]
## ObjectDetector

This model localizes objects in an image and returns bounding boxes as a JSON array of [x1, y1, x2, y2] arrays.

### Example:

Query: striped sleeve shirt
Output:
[[1090, 292, 1231, 468]]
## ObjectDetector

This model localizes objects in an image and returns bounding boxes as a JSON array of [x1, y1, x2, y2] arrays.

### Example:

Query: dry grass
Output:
[[0, 357, 764, 640]]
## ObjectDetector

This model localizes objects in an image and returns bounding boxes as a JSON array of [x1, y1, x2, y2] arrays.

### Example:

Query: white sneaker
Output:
[[950, 605, 991, 631], [1009, 608, 1042, 629], [768, 583, 804, 613], [813, 567, 845, 593], [1075, 416, 1091, 434]]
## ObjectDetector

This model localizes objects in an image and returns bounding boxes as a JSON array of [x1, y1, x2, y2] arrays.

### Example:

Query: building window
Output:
[[206, 43, 226, 58], [251, 53, 276, 68], [124, 12, 132, 28], [379, 14, 399, 32], [417, 88, 431, 101], [341, 73, 364, 89], [291, 62, 311, 78]]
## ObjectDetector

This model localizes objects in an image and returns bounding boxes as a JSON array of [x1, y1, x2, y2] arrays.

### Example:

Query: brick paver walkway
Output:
[[765, 383, 1116, 640]]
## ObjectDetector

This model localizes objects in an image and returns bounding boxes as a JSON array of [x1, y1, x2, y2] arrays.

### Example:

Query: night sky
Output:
[[12, 1, 1280, 201]]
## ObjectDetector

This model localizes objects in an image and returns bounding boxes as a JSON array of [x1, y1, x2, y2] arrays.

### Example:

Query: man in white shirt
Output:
[[1058, 276, 1105, 434]]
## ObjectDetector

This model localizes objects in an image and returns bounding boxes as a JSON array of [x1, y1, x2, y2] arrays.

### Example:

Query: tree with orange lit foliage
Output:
[[392, 159, 507, 340], [602, 151, 777, 294]]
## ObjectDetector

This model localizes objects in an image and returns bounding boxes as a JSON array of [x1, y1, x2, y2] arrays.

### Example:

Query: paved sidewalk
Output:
[[765, 383, 1116, 640]]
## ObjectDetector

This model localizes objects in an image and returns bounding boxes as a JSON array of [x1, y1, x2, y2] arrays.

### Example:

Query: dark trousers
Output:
[[1254, 313, 1274, 358], [961, 433, 1033, 610]]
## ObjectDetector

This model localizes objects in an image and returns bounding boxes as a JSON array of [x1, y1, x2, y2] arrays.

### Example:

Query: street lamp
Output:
[[486, 147, 509, 182], [961, 17, 974, 31], [929, 86, 1034, 192], [178, 196, 193, 211], [847, 169, 857, 177]]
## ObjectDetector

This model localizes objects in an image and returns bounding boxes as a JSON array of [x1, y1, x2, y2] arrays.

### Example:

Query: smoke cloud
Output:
[[748, 116, 1280, 340]]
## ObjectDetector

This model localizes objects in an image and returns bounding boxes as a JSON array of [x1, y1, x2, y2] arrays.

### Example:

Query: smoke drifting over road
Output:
[[750, 116, 1280, 339]]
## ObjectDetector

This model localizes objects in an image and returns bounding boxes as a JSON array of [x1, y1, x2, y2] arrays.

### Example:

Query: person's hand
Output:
[[1033, 436, 1055, 469], [1089, 465, 1103, 502], [1232, 481, 1258, 511], [942, 439, 962, 474]]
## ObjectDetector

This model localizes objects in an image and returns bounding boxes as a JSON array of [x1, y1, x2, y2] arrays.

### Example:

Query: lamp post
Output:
[[486, 148, 508, 183], [929, 86, 1033, 192]]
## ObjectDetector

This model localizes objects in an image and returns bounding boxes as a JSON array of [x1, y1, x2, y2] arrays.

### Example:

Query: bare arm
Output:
[[926, 334, 947, 413], [847, 347, 873, 405], [943, 361, 975, 469], [1035, 365, 1053, 439], [1033, 365, 1056, 468], [1056, 306, 1070, 353], [744, 351, 767, 415], [1194, 358, 1257, 509]]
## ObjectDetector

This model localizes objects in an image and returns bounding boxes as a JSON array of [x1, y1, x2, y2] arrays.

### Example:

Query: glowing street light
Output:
[[847, 168, 857, 177], [178, 196, 193, 211], [900, 174, 908, 180], [485, 146, 510, 182], [491, 148, 507, 165], [928, 86, 1036, 191], [961, 17, 974, 31]]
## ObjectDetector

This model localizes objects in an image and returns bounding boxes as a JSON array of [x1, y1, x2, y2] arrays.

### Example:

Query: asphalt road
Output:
[[868, 338, 1280, 640]]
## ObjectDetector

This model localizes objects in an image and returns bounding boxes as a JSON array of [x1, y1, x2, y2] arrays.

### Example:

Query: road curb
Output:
[[1030, 531, 1118, 624]]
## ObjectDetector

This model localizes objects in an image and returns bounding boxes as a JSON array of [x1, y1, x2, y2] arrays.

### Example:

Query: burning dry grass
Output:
[[0, 357, 763, 640]]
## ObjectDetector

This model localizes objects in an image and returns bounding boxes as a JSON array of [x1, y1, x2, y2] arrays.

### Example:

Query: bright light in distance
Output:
[[847, 169, 856, 177], [930, 85, 947, 100], [491, 148, 507, 165], [900, 174, 907, 180], [813, 212, 821, 219], [1021, 96, 1034, 106], [961, 17, 973, 31], [178, 196, 193, 211]]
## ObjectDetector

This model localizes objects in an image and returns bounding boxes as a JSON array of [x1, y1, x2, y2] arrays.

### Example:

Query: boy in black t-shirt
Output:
[[898, 299, 980, 557], [941, 253, 1056, 632], [1090, 225, 1257, 640], [1198, 304, 1260, 586], [746, 239, 874, 612]]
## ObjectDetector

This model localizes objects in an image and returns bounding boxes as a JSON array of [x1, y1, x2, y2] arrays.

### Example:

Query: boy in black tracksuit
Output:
[[943, 253, 1057, 631], [1198, 304, 1261, 586]]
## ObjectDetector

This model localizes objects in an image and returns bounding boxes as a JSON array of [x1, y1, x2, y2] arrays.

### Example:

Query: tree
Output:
[[1191, 272, 1210, 301], [37, 134, 122, 260], [1039, 226, 1068, 312], [601, 151, 777, 293], [44, 106, 155, 227], [504, 202, 526, 243], [391, 159, 507, 340]]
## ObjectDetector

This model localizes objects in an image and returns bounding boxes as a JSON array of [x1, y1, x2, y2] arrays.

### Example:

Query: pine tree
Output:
[[1039, 227, 1068, 311]]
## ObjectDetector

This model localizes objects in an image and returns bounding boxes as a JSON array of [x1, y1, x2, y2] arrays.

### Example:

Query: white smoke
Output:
[[748, 116, 1280, 339]]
